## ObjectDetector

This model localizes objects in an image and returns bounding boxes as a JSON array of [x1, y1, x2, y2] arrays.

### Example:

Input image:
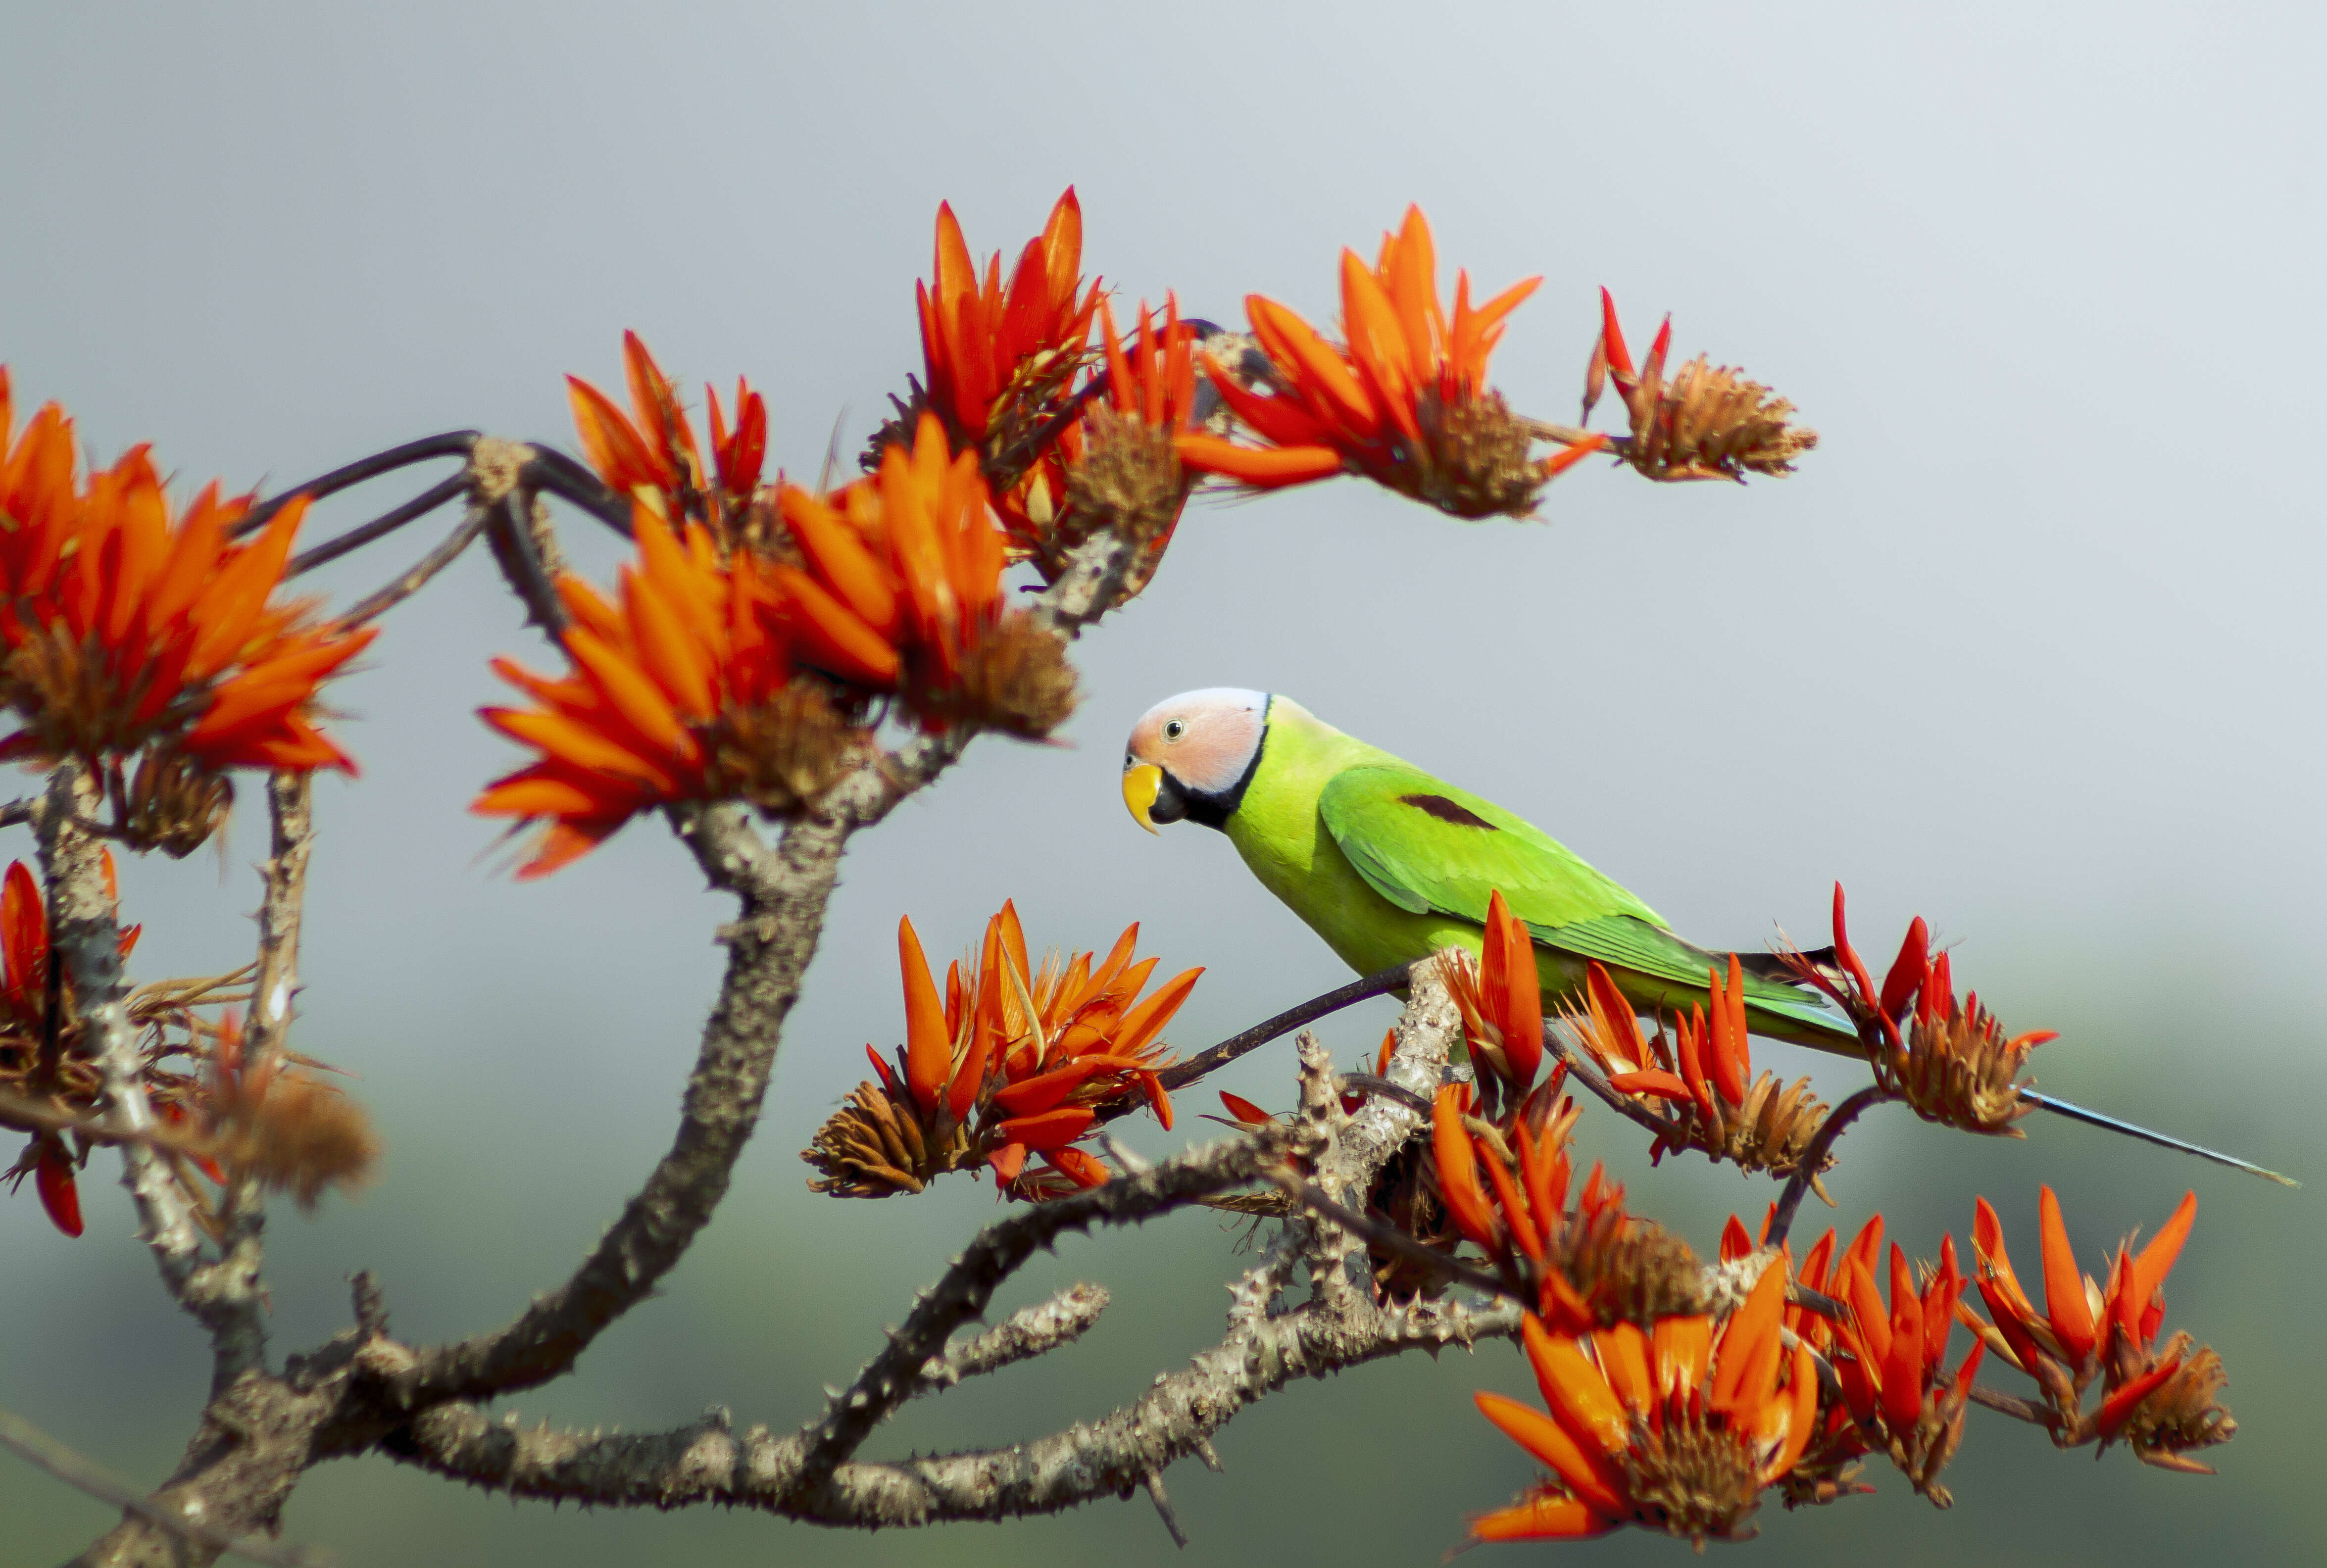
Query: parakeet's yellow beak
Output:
[[1122, 763, 1164, 834]]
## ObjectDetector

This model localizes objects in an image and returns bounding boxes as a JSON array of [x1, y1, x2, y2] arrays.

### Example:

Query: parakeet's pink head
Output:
[[1122, 688, 1270, 833]]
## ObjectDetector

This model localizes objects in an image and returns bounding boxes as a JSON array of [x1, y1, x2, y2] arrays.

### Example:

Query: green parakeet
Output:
[[1120, 687, 1860, 1055], [1120, 689, 2296, 1183]]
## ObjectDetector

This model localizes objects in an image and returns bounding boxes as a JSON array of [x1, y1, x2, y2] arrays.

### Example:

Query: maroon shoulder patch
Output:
[[1397, 793, 1498, 830]]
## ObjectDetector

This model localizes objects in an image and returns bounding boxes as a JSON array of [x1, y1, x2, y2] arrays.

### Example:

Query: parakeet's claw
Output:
[[2023, 1091, 2299, 1187]]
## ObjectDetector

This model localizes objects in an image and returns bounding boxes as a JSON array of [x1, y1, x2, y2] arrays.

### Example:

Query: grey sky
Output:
[[4, 4, 2322, 1563]]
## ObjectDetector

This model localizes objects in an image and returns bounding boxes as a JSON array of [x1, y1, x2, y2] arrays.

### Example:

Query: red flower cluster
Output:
[[1432, 1084, 1713, 1332], [0, 369, 373, 850], [1963, 1188, 2233, 1470], [1436, 889, 1545, 1112], [914, 189, 1102, 474], [1469, 1264, 1818, 1545], [805, 901, 1198, 1200], [1563, 956, 1832, 1183], [479, 410, 1075, 875], [1, 855, 147, 1238], [567, 331, 766, 538], [1787, 885, 2053, 1131], [1181, 207, 1605, 516]]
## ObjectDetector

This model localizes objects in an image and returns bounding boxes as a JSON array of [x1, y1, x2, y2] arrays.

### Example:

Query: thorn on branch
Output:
[[1143, 1467, 1188, 1548], [351, 1271, 389, 1339]]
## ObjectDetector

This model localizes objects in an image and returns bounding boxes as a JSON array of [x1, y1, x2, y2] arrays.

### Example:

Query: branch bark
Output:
[[56, 515, 1170, 1561], [32, 767, 212, 1317]]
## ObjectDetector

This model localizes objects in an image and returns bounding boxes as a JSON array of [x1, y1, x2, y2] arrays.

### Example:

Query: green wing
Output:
[[1317, 763, 1789, 1000]]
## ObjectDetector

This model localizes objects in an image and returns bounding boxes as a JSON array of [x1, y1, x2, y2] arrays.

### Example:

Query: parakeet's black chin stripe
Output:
[[1172, 723, 1269, 832]]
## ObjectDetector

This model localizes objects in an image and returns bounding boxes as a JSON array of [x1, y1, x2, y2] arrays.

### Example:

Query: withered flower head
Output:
[[1178, 207, 1605, 517], [1960, 1187, 2233, 1471], [1584, 291, 1818, 482], [804, 902, 1197, 1201], [1561, 959, 1833, 1193], [199, 1012, 377, 1210], [1878, 940, 2048, 1133], [1782, 886, 2050, 1134], [1467, 1267, 1821, 1546], [0, 370, 374, 851]]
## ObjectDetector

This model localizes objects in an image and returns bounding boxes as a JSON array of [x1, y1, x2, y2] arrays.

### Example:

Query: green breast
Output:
[[1223, 701, 1479, 976]]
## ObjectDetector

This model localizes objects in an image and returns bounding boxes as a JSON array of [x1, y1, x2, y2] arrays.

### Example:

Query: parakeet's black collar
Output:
[[1178, 716, 1268, 832]]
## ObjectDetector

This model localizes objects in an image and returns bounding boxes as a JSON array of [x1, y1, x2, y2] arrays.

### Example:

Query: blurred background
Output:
[[3, 2, 2321, 1562]]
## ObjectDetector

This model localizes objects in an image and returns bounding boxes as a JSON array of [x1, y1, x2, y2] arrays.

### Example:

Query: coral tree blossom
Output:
[[0, 369, 373, 850], [804, 901, 1198, 1200], [1469, 1264, 1818, 1545], [1179, 207, 1605, 517]]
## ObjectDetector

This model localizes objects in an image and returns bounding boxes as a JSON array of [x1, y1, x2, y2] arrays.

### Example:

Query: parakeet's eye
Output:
[[1164, 720, 1186, 741]]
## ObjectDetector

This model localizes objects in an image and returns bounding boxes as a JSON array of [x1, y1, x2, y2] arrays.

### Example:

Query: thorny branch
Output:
[[389, 522, 1150, 1413], [0, 1405, 329, 1568], [194, 772, 318, 1389], [51, 498, 1160, 1564], [32, 767, 211, 1316], [911, 1283, 1112, 1396], [382, 985, 1538, 1531]]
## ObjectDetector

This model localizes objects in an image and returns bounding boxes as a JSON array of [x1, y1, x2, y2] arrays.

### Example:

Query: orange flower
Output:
[[474, 510, 860, 876], [1178, 207, 1606, 517], [1561, 958, 1832, 1186], [1829, 1230, 1985, 1502], [805, 901, 1199, 1199], [775, 414, 1076, 736], [1436, 890, 1544, 1109], [1584, 289, 1818, 482], [0, 370, 373, 846], [1783, 885, 2051, 1132], [30, 1136, 82, 1237], [566, 332, 766, 538], [912, 189, 1102, 472], [478, 414, 1079, 875], [0, 855, 177, 1240], [1430, 1086, 1706, 1330], [1960, 1188, 2233, 1470], [1468, 1264, 1818, 1545], [1003, 294, 1202, 600]]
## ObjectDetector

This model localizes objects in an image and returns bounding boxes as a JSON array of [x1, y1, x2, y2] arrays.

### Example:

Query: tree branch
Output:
[[233, 432, 480, 537], [377, 980, 1515, 1528], [782, 1127, 1304, 1501], [58, 515, 1162, 1563], [284, 474, 469, 578], [1766, 1083, 1892, 1250], [336, 502, 496, 628], [1139, 962, 1411, 1104], [0, 1404, 330, 1568], [196, 772, 315, 1389], [32, 767, 212, 1316], [911, 1283, 1111, 1396]]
